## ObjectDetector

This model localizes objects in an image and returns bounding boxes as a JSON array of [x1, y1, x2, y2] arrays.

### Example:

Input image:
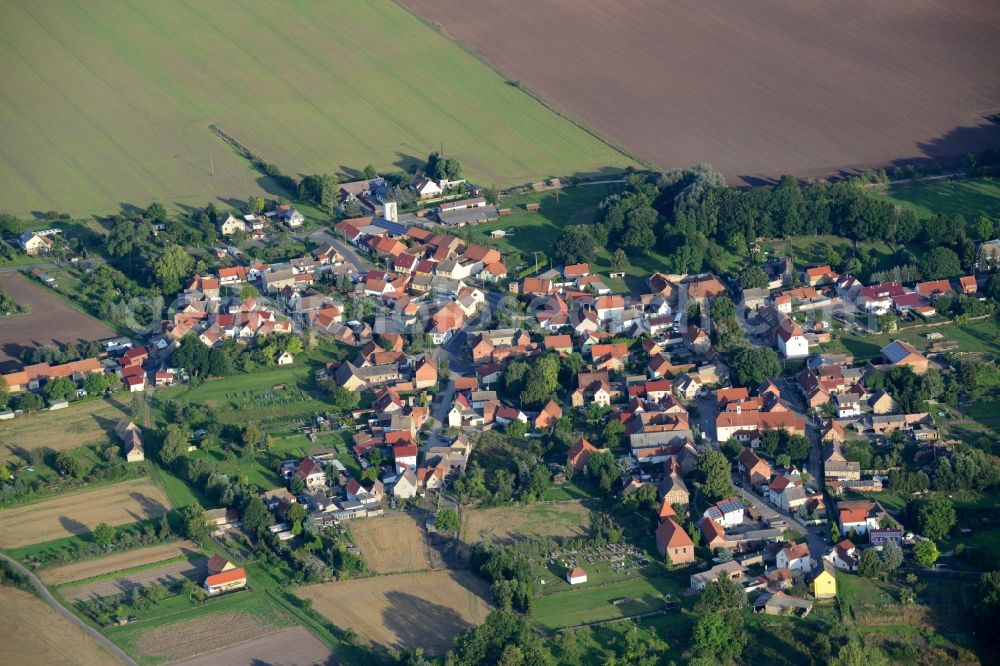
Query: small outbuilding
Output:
[[567, 567, 588, 585]]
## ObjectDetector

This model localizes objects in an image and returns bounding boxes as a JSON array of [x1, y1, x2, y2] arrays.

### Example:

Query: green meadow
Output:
[[0, 0, 633, 218], [880, 177, 1000, 220]]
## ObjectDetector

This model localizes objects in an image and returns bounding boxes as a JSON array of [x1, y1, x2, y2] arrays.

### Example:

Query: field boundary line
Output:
[[55, 554, 195, 589], [390, 0, 652, 174], [0, 552, 138, 666]]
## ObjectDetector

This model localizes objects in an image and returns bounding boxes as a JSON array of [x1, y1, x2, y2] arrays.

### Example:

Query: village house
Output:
[[812, 560, 837, 598], [656, 517, 695, 564], [204, 566, 247, 596], [690, 561, 748, 591], [115, 420, 145, 463], [880, 339, 929, 374], [776, 542, 812, 573], [20, 230, 55, 255]]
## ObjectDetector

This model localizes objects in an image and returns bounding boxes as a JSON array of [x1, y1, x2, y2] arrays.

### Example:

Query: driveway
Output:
[[304, 229, 374, 273]]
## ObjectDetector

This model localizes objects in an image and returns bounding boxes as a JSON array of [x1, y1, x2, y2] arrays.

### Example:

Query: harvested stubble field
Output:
[[0, 0, 630, 217], [0, 397, 129, 463], [60, 555, 208, 602], [41, 540, 200, 585], [461, 501, 592, 545], [0, 586, 116, 666], [298, 570, 492, 654], [0, 478, 171, 548], [349, 513, 431, 573], [171, 626, 335, 666], [404, 0, 1000, 184], [0, 274, 115, 369], [125, 611, 279, 663]]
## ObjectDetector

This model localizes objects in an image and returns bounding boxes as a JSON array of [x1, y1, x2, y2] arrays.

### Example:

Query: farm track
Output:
[[403, 0, 1000, 184]]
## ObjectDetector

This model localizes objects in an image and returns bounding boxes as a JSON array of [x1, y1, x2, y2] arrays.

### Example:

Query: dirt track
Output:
[[0, 479, 171, 548], [403, 0, 1000, 184], [171, 626, 336, 666], [0, 273, 115, 369], [0, 586, 120, 666]]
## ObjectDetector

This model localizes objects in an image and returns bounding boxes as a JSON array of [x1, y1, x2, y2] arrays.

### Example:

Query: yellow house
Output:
[[812, 560, 837, 598]]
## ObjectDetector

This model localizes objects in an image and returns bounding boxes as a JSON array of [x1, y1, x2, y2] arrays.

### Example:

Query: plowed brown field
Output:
[[0, 274, 115, 369], [172, 627, 335, 666], [403, 0, 1000, 184]]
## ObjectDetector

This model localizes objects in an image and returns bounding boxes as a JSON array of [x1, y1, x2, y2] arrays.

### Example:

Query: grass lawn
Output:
[[530, 571, 681, 630], [826, 318, 1000, 361], [153, 340, 351, 428], [0, 0, 633, 217], [880, 177, 1000, 220], [758, 234, 897, 281]]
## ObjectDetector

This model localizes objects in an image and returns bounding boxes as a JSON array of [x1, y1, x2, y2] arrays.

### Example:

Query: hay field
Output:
[[298, 570, 491, 654], [0, 587, 116, 666], [349, 514, 430, 573], [0, 397, 129, 463], [0, 0, 631, 217], [0, 478, 171, 548], [0, 274, 116, 368], [461, 501, 591, 545], [405, 0, 1000, 184], [40, 540, 200, 584], [172, 626, 334, 666]]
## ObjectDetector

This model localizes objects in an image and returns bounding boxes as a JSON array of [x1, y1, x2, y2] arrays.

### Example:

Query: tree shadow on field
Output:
[[129, 491, 168, 518], [382, 590, 479, 654], [393, 151, 423, 175], [338, 165, 362, 181], [59, 515, 90, 536]]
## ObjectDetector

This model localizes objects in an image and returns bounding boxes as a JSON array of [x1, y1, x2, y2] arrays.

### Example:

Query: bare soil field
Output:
[[41, 540, 200, 585], [461, 501, 591, 545], [349, 513, 431, 573], [298, 570, 491, 654], [0, 586, 117, 666], [0, 479, 171, 548], [60, 555, 208, 602], [172, 626, 336, 666], [404, 0, 1000, 184], [0, 397, 129, 463], [129, 611, 275, 663], [0, 274, 115, 370]]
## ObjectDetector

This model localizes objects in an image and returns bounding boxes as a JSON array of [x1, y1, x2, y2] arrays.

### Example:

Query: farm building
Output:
[[204, 566, 247, 595]]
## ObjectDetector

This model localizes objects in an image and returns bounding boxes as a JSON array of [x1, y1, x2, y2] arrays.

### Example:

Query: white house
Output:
[[777, 319, 809, 358], [276, 351, 294, 366], [566, 567, 588, 585], [776, 543, 812, 573], [823, 540, 858, 571], [703, 497, 745, 529], [834, 393, 861, 418]]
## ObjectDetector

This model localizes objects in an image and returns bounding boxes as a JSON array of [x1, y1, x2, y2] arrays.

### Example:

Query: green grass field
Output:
[[881, 177, 1000, 220], [530, 572, 680, 631], [0, 0, 633, 217], [758, 234, 897, 281], [824, 319, 1000, 361]]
